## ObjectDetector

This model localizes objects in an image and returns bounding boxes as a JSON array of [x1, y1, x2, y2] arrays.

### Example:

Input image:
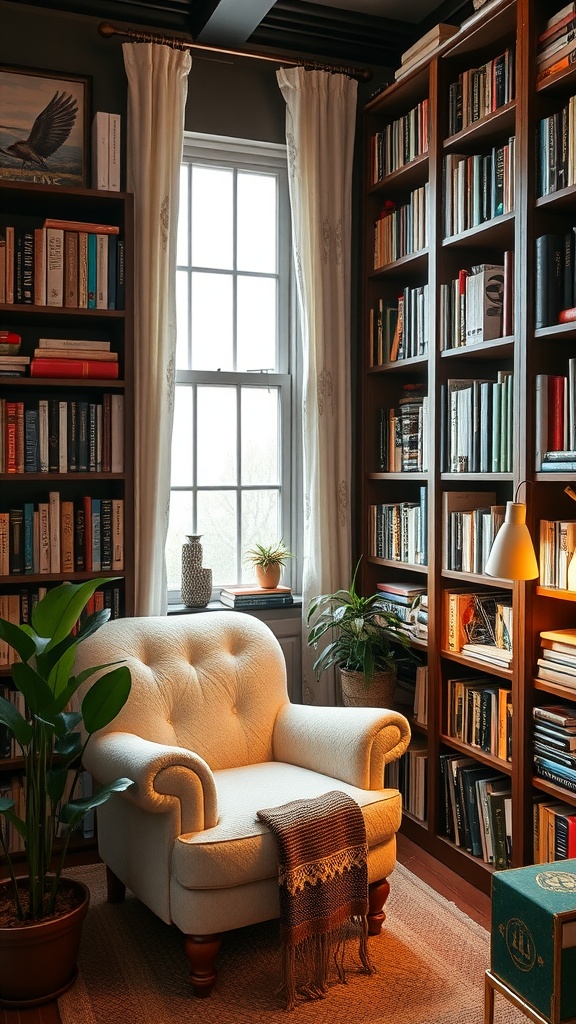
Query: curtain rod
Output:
[[98, 21, 372, 82]]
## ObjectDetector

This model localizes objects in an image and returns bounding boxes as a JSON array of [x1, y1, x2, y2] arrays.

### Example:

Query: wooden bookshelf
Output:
[[0, 180, 134, 870], [359, 0, 576, 892]]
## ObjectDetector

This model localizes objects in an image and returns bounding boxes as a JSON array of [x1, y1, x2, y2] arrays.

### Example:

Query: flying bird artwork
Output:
[[0, 90, 78, 170]]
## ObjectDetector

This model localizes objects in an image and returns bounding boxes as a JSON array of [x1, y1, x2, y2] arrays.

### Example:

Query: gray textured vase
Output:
[[181, 535, 212, 608]]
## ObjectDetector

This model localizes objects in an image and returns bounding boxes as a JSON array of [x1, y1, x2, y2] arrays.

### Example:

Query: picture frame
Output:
[[0, 64, 90, 188]]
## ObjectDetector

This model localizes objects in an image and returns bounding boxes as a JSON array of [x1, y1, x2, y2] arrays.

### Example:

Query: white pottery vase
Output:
[[181, 535, 212, 607]]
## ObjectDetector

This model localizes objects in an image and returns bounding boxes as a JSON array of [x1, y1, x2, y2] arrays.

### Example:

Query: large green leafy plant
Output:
[[307, 561, 414, 683], [0, 579, 133, 922]]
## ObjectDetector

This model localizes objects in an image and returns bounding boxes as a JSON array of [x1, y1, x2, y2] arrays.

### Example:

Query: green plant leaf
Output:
[[31, 579, 117, 648], [0, 695, 33, 747], [11, 662, 55, 716], [60, 777, 133, 827], [0, 617, 36, 663], [47, 767, 70, 804], [54, 729, 83, 761], [46, 643, 78, 699], [0, 798, 26, 839], [81, 666, 131, 733]]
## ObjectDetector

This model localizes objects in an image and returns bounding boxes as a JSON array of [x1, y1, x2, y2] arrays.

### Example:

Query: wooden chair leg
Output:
[[184, 933, 221, 997], [106, 865, 126, 903], [367, 878, 390, 936]]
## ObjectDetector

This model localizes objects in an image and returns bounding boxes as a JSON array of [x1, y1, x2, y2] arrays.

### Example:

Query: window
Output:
[[166, 134, 301, 602]]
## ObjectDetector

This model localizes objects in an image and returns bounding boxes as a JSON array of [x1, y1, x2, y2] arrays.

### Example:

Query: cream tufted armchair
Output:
[[75, 611, 411, 996]]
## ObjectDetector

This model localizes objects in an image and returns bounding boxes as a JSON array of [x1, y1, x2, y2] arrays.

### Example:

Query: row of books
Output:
[[92, 112, 121, 192], [438, 752, 511, 867], [0, 495, 124, 577], [0, 393, 124, 475], [0, 218, 125, 310], [537, 97, 576, 198], [443, 588, 512, 662], [441, 372, 513, 475], [369, 98, 429, 184], [376, 390, 429, 474], [532, 702, 576, 811], [439, 257, 513, 350], [534, 231, 576, 329], [536, 3, 576, 84], [218, 584, 293, 609], [368, 284, 429, 367], [0, 583, 123, 668], [535, 369, 576, 468], [368, 490, 428, 567], [447, 46, 515, 137], [534, 796, 576, 863], [539, 521, 576, 593], [373, 184, 428, 269], [442, 491, 505, 576], [444, 138, 515, 238], [385, 738, 428, 821], [447, 676, 512, 762]]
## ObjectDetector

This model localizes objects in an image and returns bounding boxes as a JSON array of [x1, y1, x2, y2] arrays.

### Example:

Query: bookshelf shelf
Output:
[[369, 153, 429, 193], [0, 304, 125, 319], [440, 734, 513, 774], [442, 212, 515, 249], [369, 248, 429, 277], [440, 337, 515, 359], [443, 100, 516, 152]]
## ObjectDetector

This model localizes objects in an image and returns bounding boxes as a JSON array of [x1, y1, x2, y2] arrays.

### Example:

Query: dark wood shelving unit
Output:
[[359, 0, 576, 893]]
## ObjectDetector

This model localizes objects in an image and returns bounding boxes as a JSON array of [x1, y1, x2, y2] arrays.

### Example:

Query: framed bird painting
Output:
[[0, 64, 90, 187]]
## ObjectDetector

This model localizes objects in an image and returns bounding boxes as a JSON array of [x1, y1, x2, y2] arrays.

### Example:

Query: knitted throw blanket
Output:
[[257, 789, 373, 1009]]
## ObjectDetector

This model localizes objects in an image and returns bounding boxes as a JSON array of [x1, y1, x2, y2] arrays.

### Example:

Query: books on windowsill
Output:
[[219, 585, 293, 609]]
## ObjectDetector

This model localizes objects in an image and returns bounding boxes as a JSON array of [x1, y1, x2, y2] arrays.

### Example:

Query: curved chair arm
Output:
[[83, 732, 219, 834], [272, 704, 411, 790]]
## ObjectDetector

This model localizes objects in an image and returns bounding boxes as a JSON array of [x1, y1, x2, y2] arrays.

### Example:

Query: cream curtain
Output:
[[277, 68, 357, 706], [123, 42, 191, 615]]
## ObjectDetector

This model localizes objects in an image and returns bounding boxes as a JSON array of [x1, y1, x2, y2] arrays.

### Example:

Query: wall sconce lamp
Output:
[[484, 481, 539, 581]]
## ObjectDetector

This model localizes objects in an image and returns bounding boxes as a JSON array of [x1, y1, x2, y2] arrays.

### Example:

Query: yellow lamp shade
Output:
[[484, 501, 539, 581]]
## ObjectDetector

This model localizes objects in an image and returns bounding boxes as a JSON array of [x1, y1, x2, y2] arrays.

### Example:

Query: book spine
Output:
[[30, 359, 119, 379], [108, 113, 121, 191], [96, 234, 108, 309], [48, 491, 60, 573], [87, 234, 97, 308], [33, 227, 47, 305], [64, 231, 78, 308], [91, 112, 110, 190], [46, 228, 64, 307], [112, 498, 124, 570]]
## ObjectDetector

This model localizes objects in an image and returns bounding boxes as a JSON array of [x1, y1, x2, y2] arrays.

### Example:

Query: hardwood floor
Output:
[[0, 837, 490, 1023]]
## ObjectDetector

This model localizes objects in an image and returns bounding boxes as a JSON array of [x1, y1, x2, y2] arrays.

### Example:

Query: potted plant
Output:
[[245, 539, 294, 589], [306, 561, 415, 707], [0, 578, 133, 1008]]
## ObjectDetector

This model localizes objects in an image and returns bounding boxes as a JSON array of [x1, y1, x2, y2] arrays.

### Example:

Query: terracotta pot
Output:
[[339, 667, 396, 708], [255, 564, 282, 589], [0, 877, 89, 1008]]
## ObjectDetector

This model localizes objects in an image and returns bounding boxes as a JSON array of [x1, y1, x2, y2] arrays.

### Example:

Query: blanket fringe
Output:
[[280, 917, 375, 1010]]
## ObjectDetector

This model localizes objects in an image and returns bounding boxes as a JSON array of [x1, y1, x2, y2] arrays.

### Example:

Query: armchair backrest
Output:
[[74, 611, 290, 769]]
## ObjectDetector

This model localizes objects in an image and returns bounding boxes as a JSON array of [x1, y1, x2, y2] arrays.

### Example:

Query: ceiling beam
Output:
[[193, 0, 277, 44]]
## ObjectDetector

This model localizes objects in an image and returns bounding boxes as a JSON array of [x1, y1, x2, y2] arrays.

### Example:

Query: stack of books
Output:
[[536, 4, 576, 84], [376, 579, 427, 638], [30, 338, 119, 380], [219, 584, 293, 609], [537, 628, 576, 687], [0, 354, 29, 377], [533, 702, 576, 799], [394, 23, 459, 81]]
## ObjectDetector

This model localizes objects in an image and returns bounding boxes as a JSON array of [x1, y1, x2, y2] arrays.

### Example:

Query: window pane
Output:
[[197, 387, 237, 485], [241, 490, 281, 583], [237, 172, 277, 273], [198, 490, 237, 585], [191, 272, 233, 370], [175, 269, 189, 370], [177, 164, 189, 266], [171, 386, 193, 486], [241, 387, 279, 485], [237, 276, 277, 371], [192, 165, 233, 270], [166, 490, 193, 591]]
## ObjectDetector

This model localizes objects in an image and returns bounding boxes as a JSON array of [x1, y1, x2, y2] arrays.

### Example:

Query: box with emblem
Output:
[[491, 860, 576, 1022]]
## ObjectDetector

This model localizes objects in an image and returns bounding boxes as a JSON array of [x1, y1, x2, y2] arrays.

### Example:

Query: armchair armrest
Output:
[[83, 732, 219, 833], [272, 704, 411, 790]]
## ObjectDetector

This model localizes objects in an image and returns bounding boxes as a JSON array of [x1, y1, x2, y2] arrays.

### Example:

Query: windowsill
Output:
[[168, 597, 303, 616]]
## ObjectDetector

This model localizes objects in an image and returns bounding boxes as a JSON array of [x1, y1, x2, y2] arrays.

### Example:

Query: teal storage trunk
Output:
[[491, 861, 576, 1022]]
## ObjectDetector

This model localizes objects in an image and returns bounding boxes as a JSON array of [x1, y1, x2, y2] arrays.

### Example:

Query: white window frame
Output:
[[167, 132, 302, 604]]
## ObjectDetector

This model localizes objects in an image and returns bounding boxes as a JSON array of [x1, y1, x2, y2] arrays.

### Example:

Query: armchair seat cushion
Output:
[[173, 760, 402, 891]]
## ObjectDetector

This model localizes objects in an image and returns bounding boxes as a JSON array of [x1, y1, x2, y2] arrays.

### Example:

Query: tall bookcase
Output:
[[359, 0, 576, 893], [0, 180, 134, 868]]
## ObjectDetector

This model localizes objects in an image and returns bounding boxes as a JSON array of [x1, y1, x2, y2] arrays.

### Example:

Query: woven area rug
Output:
[[59, 862, 526, 1023]]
